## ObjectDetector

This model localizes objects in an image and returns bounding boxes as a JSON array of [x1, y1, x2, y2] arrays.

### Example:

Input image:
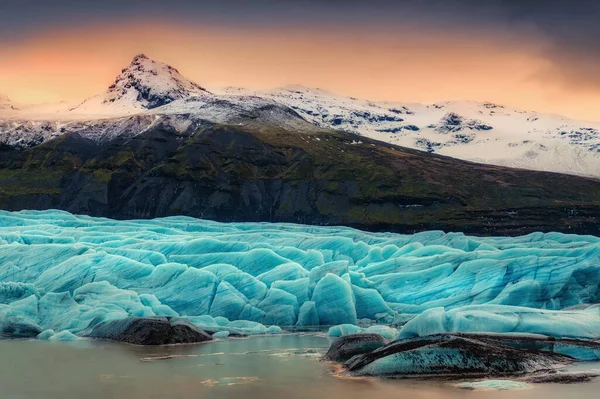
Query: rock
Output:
[[167, 318, 213, 344], [343, 334, 573, 377], [324, 333, 387, 362], [525, 372, 599, 384], [457, 333, 600, 362], [83, 317, 212, 345]]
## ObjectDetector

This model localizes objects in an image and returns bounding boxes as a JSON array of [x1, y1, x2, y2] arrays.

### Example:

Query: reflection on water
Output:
[[1, 334, 599, 399]]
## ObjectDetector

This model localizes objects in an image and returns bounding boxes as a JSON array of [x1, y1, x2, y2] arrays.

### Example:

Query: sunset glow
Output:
[[2, 19, 600, 121]]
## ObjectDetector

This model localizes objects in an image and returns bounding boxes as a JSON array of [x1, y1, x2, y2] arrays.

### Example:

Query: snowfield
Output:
[[230, 85, 600, 177]]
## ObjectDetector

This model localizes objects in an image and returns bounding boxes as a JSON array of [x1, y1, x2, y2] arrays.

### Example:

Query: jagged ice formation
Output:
[[0, 210, 599, 340]]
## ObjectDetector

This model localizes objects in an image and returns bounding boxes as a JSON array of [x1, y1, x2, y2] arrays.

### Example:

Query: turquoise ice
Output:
[[0, 210, 599, 339]]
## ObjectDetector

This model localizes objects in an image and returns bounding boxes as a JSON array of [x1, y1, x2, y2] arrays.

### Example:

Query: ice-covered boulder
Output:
[[344, 334, 573, 377], [451, 333, 600, 362]]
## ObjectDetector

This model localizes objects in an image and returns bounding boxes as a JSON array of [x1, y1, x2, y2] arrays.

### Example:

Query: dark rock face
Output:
[[436, 113, 493, 134], [83, 317, 212, 345], [455, 333, 600, 362], [324, 333, 387, 362], [525, 373, 599, 384], [342, 334, 574, 378], [1, 120, 600, 236]]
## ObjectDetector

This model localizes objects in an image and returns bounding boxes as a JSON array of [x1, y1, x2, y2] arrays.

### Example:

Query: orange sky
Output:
[[2, 21, 600, 122]]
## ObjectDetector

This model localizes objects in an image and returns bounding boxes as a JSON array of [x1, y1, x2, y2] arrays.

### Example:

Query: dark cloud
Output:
[[3, 0, 600, 89]]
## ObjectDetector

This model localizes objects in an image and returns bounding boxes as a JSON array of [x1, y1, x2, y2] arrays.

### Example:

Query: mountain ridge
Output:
[[0, 118, 599, 236], [1, 54, 599, 177]]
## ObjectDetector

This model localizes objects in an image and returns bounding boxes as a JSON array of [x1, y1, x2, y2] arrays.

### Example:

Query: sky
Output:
[[1, 0, 600, 121]]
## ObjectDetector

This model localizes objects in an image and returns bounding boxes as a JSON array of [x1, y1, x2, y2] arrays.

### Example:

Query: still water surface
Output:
[[1, 334, 599, 399]]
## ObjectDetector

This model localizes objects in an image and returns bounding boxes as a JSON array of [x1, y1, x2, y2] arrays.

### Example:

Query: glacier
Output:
[[0, 209, 599, 340]]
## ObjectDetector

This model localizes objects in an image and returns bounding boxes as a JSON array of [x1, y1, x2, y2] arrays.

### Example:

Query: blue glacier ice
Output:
[[327, 324, 399, 340], [0, 210, 599, 340], [327, 324, 364, 337], [398, 304, 600, 339]]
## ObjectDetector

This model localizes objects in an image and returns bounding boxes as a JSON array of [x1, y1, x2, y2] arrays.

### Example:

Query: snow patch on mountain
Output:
[[0, 98, 313, 148], [227, 86, 600, 177]]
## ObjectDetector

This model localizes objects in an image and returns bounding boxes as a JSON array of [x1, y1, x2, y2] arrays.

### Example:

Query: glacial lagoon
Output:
[[2, 334, 600, 399]]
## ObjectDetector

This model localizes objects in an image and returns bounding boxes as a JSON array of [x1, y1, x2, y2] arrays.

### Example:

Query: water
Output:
[[1, 335, 599, 399]]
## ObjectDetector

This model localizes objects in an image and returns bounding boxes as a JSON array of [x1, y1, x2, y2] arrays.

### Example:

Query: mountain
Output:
[[0, 117, 599, 236], [0, 54, 599, 178], [0, 94, 17, 111], [0, 55, 310, 148], [227, 85, 600, 177], [68, 54, 212, 115]]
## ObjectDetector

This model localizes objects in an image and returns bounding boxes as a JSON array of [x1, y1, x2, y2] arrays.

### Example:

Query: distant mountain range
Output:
[[1, 54, 599, 177], [0, 94, 17, 111]]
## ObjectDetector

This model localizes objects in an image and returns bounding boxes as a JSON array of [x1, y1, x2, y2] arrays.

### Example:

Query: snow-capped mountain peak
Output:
[[69, 54, 212, 114], [1, 56, 599, 177], [0, 94, 17, 111]]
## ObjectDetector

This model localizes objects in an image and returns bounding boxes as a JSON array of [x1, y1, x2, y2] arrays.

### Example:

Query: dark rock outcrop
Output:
[[324, 333, 387, 362], [342, 334, 574, 378], [83, 317, 212, 345], [525, 372, 599, 384], [454, 333, 600, 362]]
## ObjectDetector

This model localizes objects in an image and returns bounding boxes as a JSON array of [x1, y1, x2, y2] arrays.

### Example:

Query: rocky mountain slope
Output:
[[0, 117, 599, 235]]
